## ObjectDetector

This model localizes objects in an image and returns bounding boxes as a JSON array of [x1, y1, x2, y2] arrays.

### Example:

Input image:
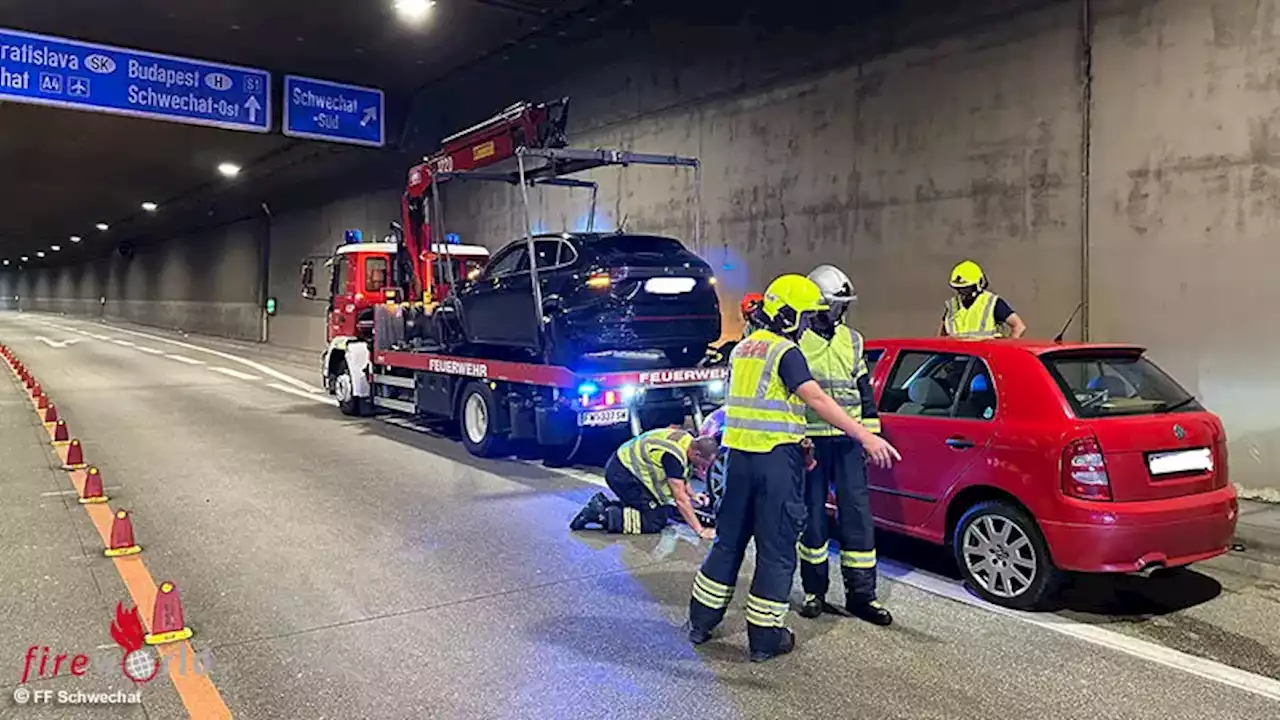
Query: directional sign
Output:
[[283, 75, 384, 147], [0, 27, 270, 133]]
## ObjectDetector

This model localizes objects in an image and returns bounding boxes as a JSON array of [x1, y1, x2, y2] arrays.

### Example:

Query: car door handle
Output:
[[945, 436, 975, 449]]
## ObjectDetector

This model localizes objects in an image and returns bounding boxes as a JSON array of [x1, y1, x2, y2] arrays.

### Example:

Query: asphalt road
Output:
[[2, 311, 1279, 720]]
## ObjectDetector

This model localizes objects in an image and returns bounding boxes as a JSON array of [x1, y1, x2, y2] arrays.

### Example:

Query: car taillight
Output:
[[1061, 436, 1112, 501], [1214, 439, 1229, 489]]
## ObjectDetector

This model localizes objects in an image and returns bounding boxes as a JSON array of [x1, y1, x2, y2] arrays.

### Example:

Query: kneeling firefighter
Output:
[[570, 428, 720, 539], [687, 274, 901, 663], [796, 265, 892, 626]]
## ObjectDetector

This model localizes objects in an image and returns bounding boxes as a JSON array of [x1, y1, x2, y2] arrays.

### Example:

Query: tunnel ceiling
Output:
[[0, 0, 601, 264]]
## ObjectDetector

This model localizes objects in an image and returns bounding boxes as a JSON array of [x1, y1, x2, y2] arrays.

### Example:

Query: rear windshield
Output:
[[1041, 351, 1202, 418], [586, 235, 702, 264]]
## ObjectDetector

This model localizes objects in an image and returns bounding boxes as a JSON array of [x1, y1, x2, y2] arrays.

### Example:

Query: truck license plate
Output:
[[579, 408, 629, 427]]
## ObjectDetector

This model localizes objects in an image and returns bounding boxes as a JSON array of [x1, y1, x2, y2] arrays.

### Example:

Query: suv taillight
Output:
[[1061, 436, 1112, 501]]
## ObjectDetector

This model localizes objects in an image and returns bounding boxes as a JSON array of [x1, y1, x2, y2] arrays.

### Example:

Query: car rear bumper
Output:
[[1039, 486, 1238, 573], [565, 313, 720, 352]]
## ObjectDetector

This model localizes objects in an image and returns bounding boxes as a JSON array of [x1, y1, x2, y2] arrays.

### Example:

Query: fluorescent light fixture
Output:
[[141, 201, 158, 212], [217, 162, 241, 178], [50, 245, 61, 252], [36, 251, 45, 258], [2, 259, 8, 266], [70, 235, 81, 243], [394, 0, 436, 23], [96, 223, 109, 231], [20, 256, 29, 262]]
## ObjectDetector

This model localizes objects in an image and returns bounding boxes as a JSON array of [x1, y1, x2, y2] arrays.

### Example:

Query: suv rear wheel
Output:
[[952, 500, 1061, 610]]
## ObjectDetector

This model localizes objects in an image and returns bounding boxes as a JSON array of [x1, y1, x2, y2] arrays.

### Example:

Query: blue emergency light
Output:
[[445, 233, 461, 244], [344, 229, 363, 244]]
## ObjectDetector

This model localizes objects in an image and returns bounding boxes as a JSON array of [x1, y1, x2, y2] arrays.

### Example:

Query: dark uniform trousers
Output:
[[799, 436, 877, 602], [689, 444, 806, 655], [603, 456, 673, 534]]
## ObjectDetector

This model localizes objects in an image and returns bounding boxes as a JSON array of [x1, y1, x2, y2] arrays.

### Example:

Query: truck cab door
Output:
[[329, 255, 357, 340]]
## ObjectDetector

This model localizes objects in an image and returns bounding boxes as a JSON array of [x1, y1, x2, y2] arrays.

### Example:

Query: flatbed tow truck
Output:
[[302, 98, 728, 466]]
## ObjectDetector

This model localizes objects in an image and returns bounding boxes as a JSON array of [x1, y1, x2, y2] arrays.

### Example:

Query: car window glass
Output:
[[954, 358, 997, 420], [334, 257, 351, 294], [485, 246, 527, 278], [365, 257, 388, 292], [1043, 352, 1200, 418], [879, 351, 971, 416], [533, 239, 567, 268]]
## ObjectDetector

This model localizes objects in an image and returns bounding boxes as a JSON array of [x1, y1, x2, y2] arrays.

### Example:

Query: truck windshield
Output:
[[1041, 351, 1202, 418]]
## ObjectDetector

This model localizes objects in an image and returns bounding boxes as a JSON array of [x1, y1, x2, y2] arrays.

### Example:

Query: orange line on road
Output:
[[15, 362, 234, 719]]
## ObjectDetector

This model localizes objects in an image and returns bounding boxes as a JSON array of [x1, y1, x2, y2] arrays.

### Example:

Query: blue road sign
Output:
[[0, 27, 270, 133], [283, 75, 384, 147]]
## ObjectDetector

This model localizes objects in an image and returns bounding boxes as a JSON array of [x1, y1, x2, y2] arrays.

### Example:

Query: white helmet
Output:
[[807, 264, 856, 317]]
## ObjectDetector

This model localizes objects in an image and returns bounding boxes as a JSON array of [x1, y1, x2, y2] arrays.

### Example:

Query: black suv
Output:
[[449, 232, 720, 365]]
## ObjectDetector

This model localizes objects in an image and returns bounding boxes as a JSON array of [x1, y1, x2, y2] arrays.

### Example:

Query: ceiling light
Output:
[[2, 259, 8, 266], [394, 0, 436, 23], [217, 162, 241, 178], [20, 255, 29, 262], [142, 201, 158, 212], [36, 251, 45, 258], [96, 223, 109, 231], [70, 235, 81, 243], [51, 245, 61, 252]]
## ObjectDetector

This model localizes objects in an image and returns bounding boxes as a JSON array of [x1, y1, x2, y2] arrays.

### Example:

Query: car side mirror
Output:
[[300, 260, 322, 301]]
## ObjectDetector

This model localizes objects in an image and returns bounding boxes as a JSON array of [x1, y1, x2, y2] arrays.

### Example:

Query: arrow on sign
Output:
[[35, 336, 81, 348], [361, 106, 377, 127], [245, 96, 261, 123]]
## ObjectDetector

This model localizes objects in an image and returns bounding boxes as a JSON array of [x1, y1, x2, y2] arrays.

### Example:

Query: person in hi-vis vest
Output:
[[687, 274, 901, 663], [570, 428, 720, 538], [795, 264, 892, 627], [938, 260, 1026, 339]]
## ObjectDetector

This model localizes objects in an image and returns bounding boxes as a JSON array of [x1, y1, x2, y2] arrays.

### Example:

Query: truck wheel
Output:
[[952, 500, 1062, 610], [459, 381, 508, 458], [705, 447, 728, 515], [334, 358, 369, 417]]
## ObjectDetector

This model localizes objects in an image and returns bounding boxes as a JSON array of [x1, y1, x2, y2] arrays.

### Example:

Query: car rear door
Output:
[[869, 348, 1000, 531], [462, 244, 528, 344]]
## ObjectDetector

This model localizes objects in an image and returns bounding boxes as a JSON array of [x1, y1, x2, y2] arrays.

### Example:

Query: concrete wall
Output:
[[14, 0, 1280, 491]]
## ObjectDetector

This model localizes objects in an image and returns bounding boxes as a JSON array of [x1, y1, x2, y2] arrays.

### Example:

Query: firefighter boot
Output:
[[570, 492, 610, 531], [798, 594, 823, 619], [845, 568, 892, 626], [749, 628, 795, 663]]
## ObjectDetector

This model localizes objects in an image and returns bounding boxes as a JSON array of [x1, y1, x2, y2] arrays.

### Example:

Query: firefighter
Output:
[[939, 260, 1026, 339], [740, 292, 766, 338], [570, 427, 720, 539], [687, 274, 901, 663], [796, 264, 891, 626]]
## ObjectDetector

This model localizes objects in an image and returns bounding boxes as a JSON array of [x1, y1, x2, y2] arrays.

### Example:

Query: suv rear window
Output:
[[1041, 351, 1202, 418], [587, 235, 700, 263]]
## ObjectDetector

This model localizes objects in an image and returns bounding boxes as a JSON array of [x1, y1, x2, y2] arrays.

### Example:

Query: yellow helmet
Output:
[[762, 274, 828, 334], [949, 260, 986, 289]]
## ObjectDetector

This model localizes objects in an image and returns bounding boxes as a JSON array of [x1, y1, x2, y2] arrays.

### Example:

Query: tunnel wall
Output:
[[13, 0, 1280, 492]]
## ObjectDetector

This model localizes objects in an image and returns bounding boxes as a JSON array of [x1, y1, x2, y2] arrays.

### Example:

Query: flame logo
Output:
[[110, 603, 145, 652]]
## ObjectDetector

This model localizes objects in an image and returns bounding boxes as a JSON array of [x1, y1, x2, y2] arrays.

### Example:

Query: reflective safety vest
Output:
[[617, 428, 692, 506], [943, 291, 1001, 338], [799, 325, 865, 437], [722, 329, 808, 453]]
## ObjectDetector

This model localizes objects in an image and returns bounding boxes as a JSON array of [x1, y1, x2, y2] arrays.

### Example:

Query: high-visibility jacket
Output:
[[617, 428, 692, 506], [722, 329, 808, 453], [943, 291, 1001, 338], [799, 325, 880, 437]]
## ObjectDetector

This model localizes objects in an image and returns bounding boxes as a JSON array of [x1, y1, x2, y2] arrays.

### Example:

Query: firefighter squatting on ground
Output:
[[573, 258, 1021, 662]]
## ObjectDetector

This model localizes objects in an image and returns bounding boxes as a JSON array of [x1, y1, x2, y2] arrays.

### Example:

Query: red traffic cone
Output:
[[104, 508, 140, 557], [29, 382, 41, 398], [50, 420, 70, 447], [144, 581, 193, 645], [36, 393, 48, 410], [23, 373, 34, 389], [43, 404, 58, 427], [62, 439, 87, 470], [79, 466, 108, 504]]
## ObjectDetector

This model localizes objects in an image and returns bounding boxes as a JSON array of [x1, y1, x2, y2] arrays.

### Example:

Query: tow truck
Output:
[[301, 98, 728, 465]]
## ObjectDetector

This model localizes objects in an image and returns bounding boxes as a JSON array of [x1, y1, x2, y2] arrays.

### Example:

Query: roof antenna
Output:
[[1054, 301, 1086, 343], [616, 214, 628, 234]]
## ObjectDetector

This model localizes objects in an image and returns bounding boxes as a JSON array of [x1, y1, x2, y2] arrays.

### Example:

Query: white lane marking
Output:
[[88, 333, 111, 341], [879, 559, 1280, 703], [164, 354, 205, 366], [35, 336, 81, 348], [210, 366, 259, 381], [112, 339, 136, 347], [267, 382, 329, 403], [88, 322, 321, 393], [136, 347, 165, 355], [41, 486, 123, 497]]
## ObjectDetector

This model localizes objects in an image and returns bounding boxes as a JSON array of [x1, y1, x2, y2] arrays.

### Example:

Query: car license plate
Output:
[[579, 408, 629, 427], [1147, 448, 1213, 475], [644, 277, 696, 294]]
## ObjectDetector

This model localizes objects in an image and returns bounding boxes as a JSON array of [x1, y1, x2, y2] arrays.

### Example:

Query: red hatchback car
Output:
[[859, 338, 1238, 609]]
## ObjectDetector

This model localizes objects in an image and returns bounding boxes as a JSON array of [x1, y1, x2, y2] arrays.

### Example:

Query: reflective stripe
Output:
[[862, 417, 882, 434], [724, 417, 807, 435], [797, 541, 830, 565], [692, 571, 734, 610], [746, 594, 788, 628], [840, 549, 877, 569], [732, 397, 806, 412], [623, 507, 641, 534]]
